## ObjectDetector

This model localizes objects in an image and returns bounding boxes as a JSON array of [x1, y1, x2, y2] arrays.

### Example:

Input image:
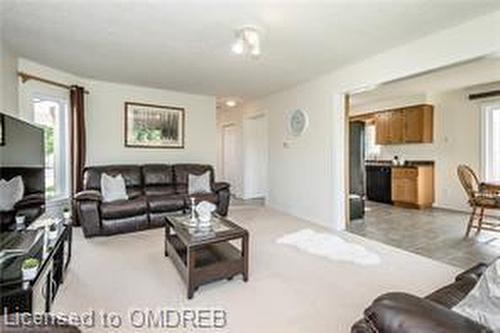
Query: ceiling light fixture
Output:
[[225, 100, 237, 107], [231, 25, 261, 58]]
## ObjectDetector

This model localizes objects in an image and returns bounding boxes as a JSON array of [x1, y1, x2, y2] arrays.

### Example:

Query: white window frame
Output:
[[480, 100, 500, 182], [32, 93, 70, 202]]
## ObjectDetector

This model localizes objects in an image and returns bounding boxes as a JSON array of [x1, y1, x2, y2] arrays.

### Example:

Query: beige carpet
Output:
[[53, 206, 461, 332]]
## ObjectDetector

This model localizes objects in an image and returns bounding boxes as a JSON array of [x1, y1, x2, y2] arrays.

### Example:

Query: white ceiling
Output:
[[2, 0, 500, 99], [351, 56, 500, 107]]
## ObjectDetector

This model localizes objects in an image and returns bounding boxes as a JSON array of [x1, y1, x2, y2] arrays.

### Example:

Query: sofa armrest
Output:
[[455, 263, 488, 282], [362, 292, 491, 333], [212, 182, 230, 216], [14, 193, 44, 209], [74, 192, 102, 237], [74, 190, 102, 202], [212, 182, 230, 193]]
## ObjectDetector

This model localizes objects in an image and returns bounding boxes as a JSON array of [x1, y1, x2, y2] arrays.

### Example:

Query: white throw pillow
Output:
[[100, 173, 128, 203], [453, 258, 500, 331], [188, 172, 211, 194], [0, 176, 25, 211]]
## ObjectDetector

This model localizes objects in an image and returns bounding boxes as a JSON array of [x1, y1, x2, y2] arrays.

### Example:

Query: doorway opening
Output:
[[222, 124, 240, 197], [344, 56, 500, 269], [242, 113, 268, 200]]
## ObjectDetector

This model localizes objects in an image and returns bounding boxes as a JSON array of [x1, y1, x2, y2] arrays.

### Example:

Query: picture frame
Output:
[[0, 114, 4, 146], [124, 102, 185, 149]]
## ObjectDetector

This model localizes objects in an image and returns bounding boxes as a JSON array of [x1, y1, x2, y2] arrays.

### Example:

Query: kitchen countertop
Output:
[[365, 160, 434, 168]]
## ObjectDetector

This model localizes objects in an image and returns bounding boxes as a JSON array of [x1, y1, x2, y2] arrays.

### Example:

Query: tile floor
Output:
[[347, 201, 500, 269]]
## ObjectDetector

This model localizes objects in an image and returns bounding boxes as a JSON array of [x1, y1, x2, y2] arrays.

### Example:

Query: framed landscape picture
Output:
[[125, 102, 185, 148]]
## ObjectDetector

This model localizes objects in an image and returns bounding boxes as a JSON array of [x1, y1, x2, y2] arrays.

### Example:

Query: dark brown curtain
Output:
[[70, 86, 86, 225]]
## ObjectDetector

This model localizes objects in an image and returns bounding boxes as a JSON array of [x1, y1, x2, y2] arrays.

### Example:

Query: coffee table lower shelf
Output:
[[165, 233, 248, 299]]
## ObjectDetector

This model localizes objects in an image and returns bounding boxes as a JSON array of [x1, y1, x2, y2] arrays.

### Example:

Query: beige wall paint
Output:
[[17, 59, 217, 169], [245, 10, 500, 229], [216, 107, 244, 197], [0, 37, 19, 115], [85, 79, 216, 166]]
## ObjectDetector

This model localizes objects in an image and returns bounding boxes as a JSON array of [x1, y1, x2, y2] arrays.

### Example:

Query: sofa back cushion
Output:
[[173, 164, 214, 194], [83, 165, 142, 193], [142, 164, 176, 196]]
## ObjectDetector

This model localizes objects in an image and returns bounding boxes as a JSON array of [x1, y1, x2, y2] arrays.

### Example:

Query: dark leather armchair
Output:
[[75, 164, 230, 238], [351, 263, 492, 333], [0, 167, 45, 231]]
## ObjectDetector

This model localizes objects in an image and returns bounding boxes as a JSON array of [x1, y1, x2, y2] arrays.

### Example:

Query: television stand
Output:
[[0, 218, 72, 314]]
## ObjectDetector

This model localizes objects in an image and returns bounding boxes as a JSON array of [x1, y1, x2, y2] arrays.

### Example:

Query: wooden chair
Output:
[[457, 165, 500, 237]]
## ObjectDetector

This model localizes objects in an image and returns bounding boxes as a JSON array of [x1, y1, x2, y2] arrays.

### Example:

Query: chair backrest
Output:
[[457, 164, 480, 201]]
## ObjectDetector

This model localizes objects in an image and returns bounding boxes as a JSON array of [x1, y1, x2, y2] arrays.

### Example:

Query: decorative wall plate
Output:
[[288, 109, 309, 137]]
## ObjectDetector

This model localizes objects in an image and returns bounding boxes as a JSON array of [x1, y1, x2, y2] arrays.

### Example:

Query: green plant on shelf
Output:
[[22, 258, 40, 270]]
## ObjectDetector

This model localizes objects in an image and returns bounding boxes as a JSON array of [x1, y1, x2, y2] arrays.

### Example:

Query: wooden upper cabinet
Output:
[[375, 112, 390, 145], [403, 105, 433, 143], [374, 104, 433, 145], [389, 109, 405, 144]]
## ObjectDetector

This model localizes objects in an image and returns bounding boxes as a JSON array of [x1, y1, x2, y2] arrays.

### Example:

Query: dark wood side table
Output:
[[164, 214, 249, 299]]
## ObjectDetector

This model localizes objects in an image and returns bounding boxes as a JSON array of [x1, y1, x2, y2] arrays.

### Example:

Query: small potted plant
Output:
[[22, 258, 40, 281], [62, 207, 71, 219]]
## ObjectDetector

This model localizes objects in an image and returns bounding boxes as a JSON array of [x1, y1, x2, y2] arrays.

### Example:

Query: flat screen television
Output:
[[0, 112, 45, 231]]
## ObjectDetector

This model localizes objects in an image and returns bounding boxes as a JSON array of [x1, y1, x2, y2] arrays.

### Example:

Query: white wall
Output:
[[243, 113, 268, 199], [216, 107, 244, 197], [351, 93, 427, 116], [0, 37, 19, 115], [86, 79, 216, 166], [17, 59, 217, 168], [244, 10, 500, 229]]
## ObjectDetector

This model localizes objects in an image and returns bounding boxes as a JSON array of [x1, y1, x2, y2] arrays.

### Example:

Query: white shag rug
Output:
[[277, 228, 381, 265]]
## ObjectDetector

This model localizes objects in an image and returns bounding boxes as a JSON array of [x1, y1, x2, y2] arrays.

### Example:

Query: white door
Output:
[[243, 114, 268, 199], [222, 124, 239, 195]]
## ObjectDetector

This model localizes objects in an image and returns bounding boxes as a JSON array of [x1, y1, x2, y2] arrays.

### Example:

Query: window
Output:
[[482, 102, 500, 181], [33, 95, 69, 200], [365, 123, 380, 159]]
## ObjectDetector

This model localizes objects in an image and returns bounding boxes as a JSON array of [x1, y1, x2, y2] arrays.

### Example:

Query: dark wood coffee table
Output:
[[164, 214, 249, 299]]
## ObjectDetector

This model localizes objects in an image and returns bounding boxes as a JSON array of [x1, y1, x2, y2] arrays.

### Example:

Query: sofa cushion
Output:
[[188, 171, 211, 194], [143, 164, 174, 186], [148, 194, 185, 213], [174, 164, 214, 193], [100, 196, 147, 219], [101, 173, 128, 203], [144, 185, 176, 196], [84, 165, 142, 191]]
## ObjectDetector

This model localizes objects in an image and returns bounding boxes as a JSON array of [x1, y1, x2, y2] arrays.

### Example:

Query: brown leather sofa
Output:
[[352, 262, 492, 333], [0, 167, 45, 232], [74, 164, 230, 238]]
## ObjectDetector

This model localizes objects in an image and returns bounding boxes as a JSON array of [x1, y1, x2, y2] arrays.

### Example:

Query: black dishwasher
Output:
[[366, 165, 392, 204]]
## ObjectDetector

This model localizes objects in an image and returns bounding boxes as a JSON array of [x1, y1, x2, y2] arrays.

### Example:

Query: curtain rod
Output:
[[468, 89, 500, 100], [17, 71, 90, 94]]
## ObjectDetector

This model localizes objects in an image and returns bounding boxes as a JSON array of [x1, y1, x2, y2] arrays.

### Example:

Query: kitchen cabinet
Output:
[[375, 112, 390, 145], [391, 166, 434, 209], [374, 104, 433, 145], [403, 105, 433, 143]]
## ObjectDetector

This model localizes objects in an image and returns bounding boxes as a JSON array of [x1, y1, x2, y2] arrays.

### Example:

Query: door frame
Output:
[[242, 110, 268, 200], [221, 122, 239, 196], [341, 56, 495, 230]]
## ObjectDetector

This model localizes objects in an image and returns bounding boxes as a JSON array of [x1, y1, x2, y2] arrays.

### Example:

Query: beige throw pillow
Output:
[[188, 172, 211, 194], [101, 173, 128, 203]]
